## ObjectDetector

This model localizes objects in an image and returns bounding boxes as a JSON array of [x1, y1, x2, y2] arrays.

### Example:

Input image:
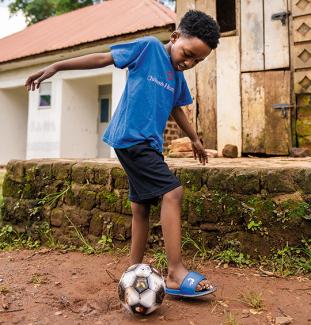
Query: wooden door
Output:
[[217, 36, 242, 156], [242, 71, 291, 155], [241, 0, 291, 155], [241, 0, 290, 71], [176, 0, 197, 130], [241, 0, 264, 71], [195, 0, 217, 149]]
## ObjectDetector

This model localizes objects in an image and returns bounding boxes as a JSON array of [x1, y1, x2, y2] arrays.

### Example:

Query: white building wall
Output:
[[61, 78, 99, 158], [0, 87, 28, 164], [26, 78, 62, 159], [110, 69, 127, 158], [0, 62, 122, 161]]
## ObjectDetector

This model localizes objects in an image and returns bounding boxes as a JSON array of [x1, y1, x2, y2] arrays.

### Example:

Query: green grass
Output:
[[182, 231, 211, 260], [152, 248, 168, 274], [269, 240, 311, 276]]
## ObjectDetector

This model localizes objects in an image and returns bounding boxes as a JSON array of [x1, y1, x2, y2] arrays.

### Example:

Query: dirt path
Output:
[[0, 250, 310, 325]]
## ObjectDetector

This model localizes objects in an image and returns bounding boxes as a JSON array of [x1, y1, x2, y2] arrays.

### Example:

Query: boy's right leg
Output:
[[161, 186, 212, 292], [129, 201, 151, 265]]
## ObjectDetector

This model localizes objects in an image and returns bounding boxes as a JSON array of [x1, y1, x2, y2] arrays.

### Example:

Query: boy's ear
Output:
[[170, 31, 181, 44]]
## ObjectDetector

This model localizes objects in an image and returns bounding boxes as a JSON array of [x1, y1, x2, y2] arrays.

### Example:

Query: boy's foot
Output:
[[166, 264, 214, 293]]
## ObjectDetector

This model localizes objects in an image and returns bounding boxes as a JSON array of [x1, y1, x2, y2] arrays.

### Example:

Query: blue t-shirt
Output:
[[102, 36, 193, 153]]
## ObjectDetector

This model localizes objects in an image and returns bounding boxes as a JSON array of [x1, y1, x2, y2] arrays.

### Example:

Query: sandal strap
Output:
[[180, 271, 206, 295]]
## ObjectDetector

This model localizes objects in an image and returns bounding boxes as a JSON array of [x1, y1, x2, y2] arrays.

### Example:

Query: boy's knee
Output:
[[163, 185, 183, 202], [131, 201, 150, 214]]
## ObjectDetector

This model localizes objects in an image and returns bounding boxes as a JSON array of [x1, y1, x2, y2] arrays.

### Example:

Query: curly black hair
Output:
[[178, 10, 220, 49]]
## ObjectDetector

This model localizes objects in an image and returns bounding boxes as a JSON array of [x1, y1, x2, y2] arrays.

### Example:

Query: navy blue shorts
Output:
[[114, 141, 181, 206]]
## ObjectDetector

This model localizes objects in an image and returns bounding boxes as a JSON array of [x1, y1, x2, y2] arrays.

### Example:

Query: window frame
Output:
[[216, 0, 237, 38], [38, 82, 52, 110]]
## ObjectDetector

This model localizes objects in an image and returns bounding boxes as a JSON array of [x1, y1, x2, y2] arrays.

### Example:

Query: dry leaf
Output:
[[249, 308, 263, 315], [218, 300, 229, 308]]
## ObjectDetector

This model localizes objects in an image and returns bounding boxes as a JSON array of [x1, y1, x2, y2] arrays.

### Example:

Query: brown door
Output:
[[241, 0, 292, 155], [242, 71, 291, 155]]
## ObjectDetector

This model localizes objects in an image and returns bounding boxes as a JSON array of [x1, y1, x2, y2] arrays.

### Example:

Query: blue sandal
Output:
[[165, 271, 216, 297]]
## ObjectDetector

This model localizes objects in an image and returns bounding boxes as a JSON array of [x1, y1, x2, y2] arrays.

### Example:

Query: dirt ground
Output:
[[0, 250, 310, 325]]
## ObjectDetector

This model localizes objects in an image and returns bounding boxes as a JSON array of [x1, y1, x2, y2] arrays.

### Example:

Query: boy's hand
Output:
[[191, 138, 208, 165], [25, 65, 57, 91]]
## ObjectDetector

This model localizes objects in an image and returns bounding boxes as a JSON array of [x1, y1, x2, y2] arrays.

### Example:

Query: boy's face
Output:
[[169, 31, 212, 71]]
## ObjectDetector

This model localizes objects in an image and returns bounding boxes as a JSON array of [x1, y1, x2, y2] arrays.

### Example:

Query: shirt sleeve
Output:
[[174, 73, 193, 107], [110, 37, 150, 70]]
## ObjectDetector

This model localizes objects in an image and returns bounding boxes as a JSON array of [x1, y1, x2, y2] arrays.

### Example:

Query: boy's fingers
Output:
[[36, 74, 46, 87], [25, 78, 34, 91], [25, 71, 44, 91], [199, 151, 208, 165]]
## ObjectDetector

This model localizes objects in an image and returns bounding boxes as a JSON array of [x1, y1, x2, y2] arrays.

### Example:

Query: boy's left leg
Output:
[[129, 201, 151, 265], [160, 186, 212, 292]]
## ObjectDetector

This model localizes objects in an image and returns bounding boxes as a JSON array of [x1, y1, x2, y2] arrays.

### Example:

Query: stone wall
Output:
[[1, 159, 311, 258], [297, 94, 311, 150]]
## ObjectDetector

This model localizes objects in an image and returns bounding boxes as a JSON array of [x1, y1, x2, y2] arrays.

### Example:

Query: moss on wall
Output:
[[1, 159, 310, 258]]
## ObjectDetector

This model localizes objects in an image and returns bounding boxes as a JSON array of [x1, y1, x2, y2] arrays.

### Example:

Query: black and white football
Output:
[[118, 263, 166, 315]]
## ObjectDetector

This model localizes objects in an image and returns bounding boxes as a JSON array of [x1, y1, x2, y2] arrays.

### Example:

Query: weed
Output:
[[0, 225, 40, 250], [0, 168, 6, 219], [181, 232, 211, 260], [27, 182, 72, 218], [97, 234, 114, 252], [103, 192, 118, 205], [213, 248, 253, 267], [152, 249, 168, 273], [115, 244, 130, 255], [64, 213, 118, 255], [29, 205, 42, 217], [268, 240, 311, 276], [30, 273, 48, 286], [224, 312, 241, 325], [38, 221, 58, 247], [64, 214, 95, 254], [0, 170, 5, 194], [239, 290, 264, 310], [124, 199, 131, 210], [247, 219, 262, 232], [281, 201, 310, 221], [38, 182, 71, 207], [0, 196, 3, 223], [0, 286, 9, 295]]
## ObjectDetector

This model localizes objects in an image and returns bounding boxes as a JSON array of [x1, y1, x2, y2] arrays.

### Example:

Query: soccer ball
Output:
[[118, 263, 166, 315]]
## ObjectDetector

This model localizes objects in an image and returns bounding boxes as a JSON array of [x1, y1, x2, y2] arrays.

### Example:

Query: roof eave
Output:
[[0, 25, 174, 72]]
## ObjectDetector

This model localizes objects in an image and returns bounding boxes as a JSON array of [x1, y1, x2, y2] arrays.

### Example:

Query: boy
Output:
[[26, 10, 220, 297]]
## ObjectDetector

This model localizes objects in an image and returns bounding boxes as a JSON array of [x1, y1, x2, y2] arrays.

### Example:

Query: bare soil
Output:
[[0, 250, 310, 325]]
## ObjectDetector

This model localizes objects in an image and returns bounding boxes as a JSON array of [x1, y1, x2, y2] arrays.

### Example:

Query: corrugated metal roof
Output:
[[0, 0, 175, 63]]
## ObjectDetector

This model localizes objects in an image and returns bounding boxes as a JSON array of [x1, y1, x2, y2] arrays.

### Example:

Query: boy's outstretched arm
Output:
[[25, 52, 114, 91], [170, 106, 208, 165]]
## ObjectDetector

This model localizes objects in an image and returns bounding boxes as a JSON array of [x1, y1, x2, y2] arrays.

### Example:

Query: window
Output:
[[100, 98, 110, 123], [38, 82, 51, 109], [216, 0, 236, 34]]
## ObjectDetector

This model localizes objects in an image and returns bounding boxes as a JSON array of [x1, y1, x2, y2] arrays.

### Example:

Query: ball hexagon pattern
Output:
[[118, 263, 166, 315]]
